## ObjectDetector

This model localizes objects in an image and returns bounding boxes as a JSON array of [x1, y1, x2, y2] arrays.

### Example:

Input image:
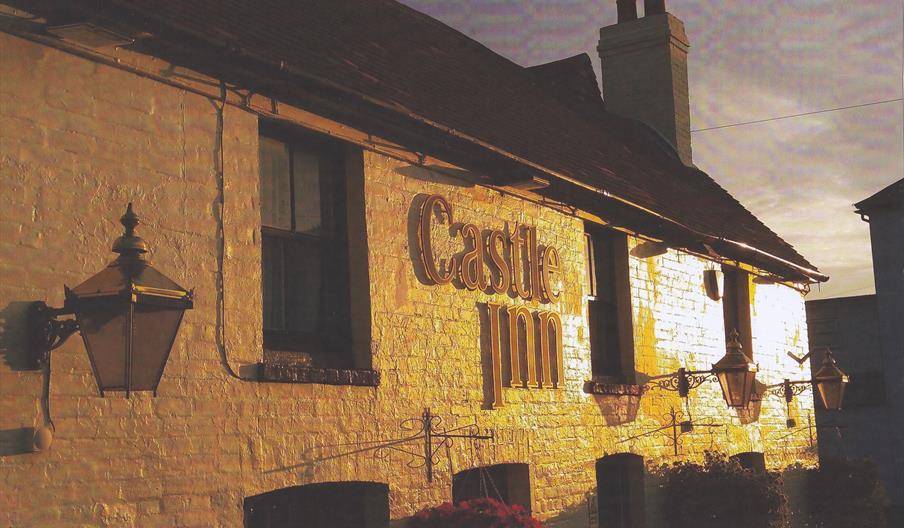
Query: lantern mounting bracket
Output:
[[643, 367, 717, 398], [787, 350, 815, 366], [26, 300, 78, 370], [762, 379, 810, 403], [640, 329, 759, 409]]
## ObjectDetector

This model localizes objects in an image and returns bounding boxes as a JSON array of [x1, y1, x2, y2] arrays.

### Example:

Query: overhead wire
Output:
[[691, 97, 903, 132]]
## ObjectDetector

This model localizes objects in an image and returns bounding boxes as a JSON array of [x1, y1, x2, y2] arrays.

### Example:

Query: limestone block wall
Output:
[[0, 32, 816, 527]]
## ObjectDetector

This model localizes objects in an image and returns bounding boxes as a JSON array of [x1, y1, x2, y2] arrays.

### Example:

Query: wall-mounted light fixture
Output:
[[703, 268, 722, 300], [630, 240, 669, 258], [752, 274, 780, 285], [764, 349, 850, 415], [644, 329, 758, 409], [28, 204, 193, 397]]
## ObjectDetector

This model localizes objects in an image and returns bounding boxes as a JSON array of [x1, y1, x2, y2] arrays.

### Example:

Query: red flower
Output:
[[406, 498, 542, 528]]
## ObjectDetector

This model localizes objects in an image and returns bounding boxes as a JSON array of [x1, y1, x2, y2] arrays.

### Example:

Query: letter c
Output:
[[417, 194, 455, 285]]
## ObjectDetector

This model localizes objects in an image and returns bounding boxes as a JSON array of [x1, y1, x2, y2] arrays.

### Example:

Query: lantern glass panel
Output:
[[130, 302, 185, 391], [717, 369, 755, 408], [76, 300, 128, 391], [817, 380, 847, 410]]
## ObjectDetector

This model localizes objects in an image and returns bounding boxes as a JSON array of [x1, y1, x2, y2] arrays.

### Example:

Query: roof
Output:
[[526, 54, 608, 116], [855, 178, 904, 213], [11, 0, 825, 282]]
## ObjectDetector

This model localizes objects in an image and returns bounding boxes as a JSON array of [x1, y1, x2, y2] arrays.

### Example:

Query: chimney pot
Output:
[[644, 0, 666, 15], [616, 0, 638, 23], [598, 4, 693, 164]]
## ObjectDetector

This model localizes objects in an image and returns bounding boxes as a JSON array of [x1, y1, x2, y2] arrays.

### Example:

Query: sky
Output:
[[399, 0, 904, 300]]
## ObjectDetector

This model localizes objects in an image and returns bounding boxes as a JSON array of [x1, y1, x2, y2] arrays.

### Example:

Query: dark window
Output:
[[244, 482, 389, 528], [452, 463, 531, 512], [596, 454, 645, 528], [730, 452, 766, 473], [722, 266, 753, 356], [260, 127, 352, 368], [586, 225, 635, 381]]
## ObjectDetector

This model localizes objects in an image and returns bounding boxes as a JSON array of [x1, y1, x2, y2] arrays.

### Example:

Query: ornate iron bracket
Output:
[[26, 301, 78, 369], [277, 409, 494, 481], [643, 368, 718, 398], [763, 379, 811, 402], [787, 350, 815, 365], [371, 408, 494, 482], [421, 408, 494, 482], [617, 407, 722, 456]]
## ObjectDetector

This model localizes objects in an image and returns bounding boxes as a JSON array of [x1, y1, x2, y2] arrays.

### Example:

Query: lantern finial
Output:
[[728, 328, 741, 348], [112, 202, 149, 257]]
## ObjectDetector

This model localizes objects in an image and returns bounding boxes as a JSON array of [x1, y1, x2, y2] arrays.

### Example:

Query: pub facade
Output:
[[0, 1, 827, 526]]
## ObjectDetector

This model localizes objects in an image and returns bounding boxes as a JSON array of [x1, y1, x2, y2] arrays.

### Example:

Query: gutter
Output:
[[261, 59, 829, 283], [168, 27, 826, 283], [16, 0, 830, 283]]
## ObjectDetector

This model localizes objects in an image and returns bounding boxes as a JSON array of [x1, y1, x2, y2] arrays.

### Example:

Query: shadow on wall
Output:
[[395, 165, 477, 189], [542, 494, 592, 528], [589, 390, 642, 426], [0, 301, 43, 457], [584, 370, 652, 425], [0, 301, 37, 371], [477, 302, 496, 410], [408, 193, 433, 287], [0, 427, 37, 457]]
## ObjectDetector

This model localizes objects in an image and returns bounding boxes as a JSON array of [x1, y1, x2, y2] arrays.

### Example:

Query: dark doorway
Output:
[[452, 463, 531, 511], [730, 452, 766, 473], [244, 481, 389, 528], [597, 454, 645, 528]]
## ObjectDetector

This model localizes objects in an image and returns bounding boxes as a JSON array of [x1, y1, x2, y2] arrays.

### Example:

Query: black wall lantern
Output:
[[28, 204, 193, 397], [712, 329, 758, 408], [765, 349, 850, 415], [812, 350, 849, 410], [644, 329, 758, 409]]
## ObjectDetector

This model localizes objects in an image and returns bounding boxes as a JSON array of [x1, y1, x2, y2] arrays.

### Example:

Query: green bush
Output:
[[805, 457, 887, 528], [655, 451, 789, 528]]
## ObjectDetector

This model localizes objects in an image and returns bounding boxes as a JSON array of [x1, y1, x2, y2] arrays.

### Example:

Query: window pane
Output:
[[590, 299, 622, 376], [286, 239, 322, 334], [593, 232, 615, 303], [260, 137, 292, 230], [262, 236, 286, 332], [586, 233, 597, 297], [292, 150, 322, 235]]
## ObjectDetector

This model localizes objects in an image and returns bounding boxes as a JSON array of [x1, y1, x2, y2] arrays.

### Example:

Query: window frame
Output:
[[259, 123, 353, 368], [585, 223, 636, 383]]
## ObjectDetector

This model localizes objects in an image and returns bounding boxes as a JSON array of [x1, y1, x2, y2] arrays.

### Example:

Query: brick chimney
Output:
[[598, 0, 693, 164]]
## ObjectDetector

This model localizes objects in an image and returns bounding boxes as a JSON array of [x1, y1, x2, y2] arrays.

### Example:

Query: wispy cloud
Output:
[[400, 0, 903, 299]]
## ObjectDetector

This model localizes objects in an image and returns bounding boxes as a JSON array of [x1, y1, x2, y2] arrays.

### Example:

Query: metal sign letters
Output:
[[416, 194, 565, 408]]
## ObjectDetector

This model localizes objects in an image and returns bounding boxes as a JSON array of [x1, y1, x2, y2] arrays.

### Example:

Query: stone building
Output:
[[1, 0, 827, 526], [806, 178, 904, 520]]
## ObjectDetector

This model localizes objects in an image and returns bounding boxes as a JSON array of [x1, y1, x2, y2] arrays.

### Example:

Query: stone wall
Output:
[[0, 32, 816, 527]]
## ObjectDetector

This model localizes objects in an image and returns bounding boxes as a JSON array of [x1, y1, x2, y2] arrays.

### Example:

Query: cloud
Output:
[[400, 0, 902, 298]]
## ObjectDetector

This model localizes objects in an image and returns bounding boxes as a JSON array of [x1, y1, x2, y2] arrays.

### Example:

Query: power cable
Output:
[[691, 97, 903, 132]]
